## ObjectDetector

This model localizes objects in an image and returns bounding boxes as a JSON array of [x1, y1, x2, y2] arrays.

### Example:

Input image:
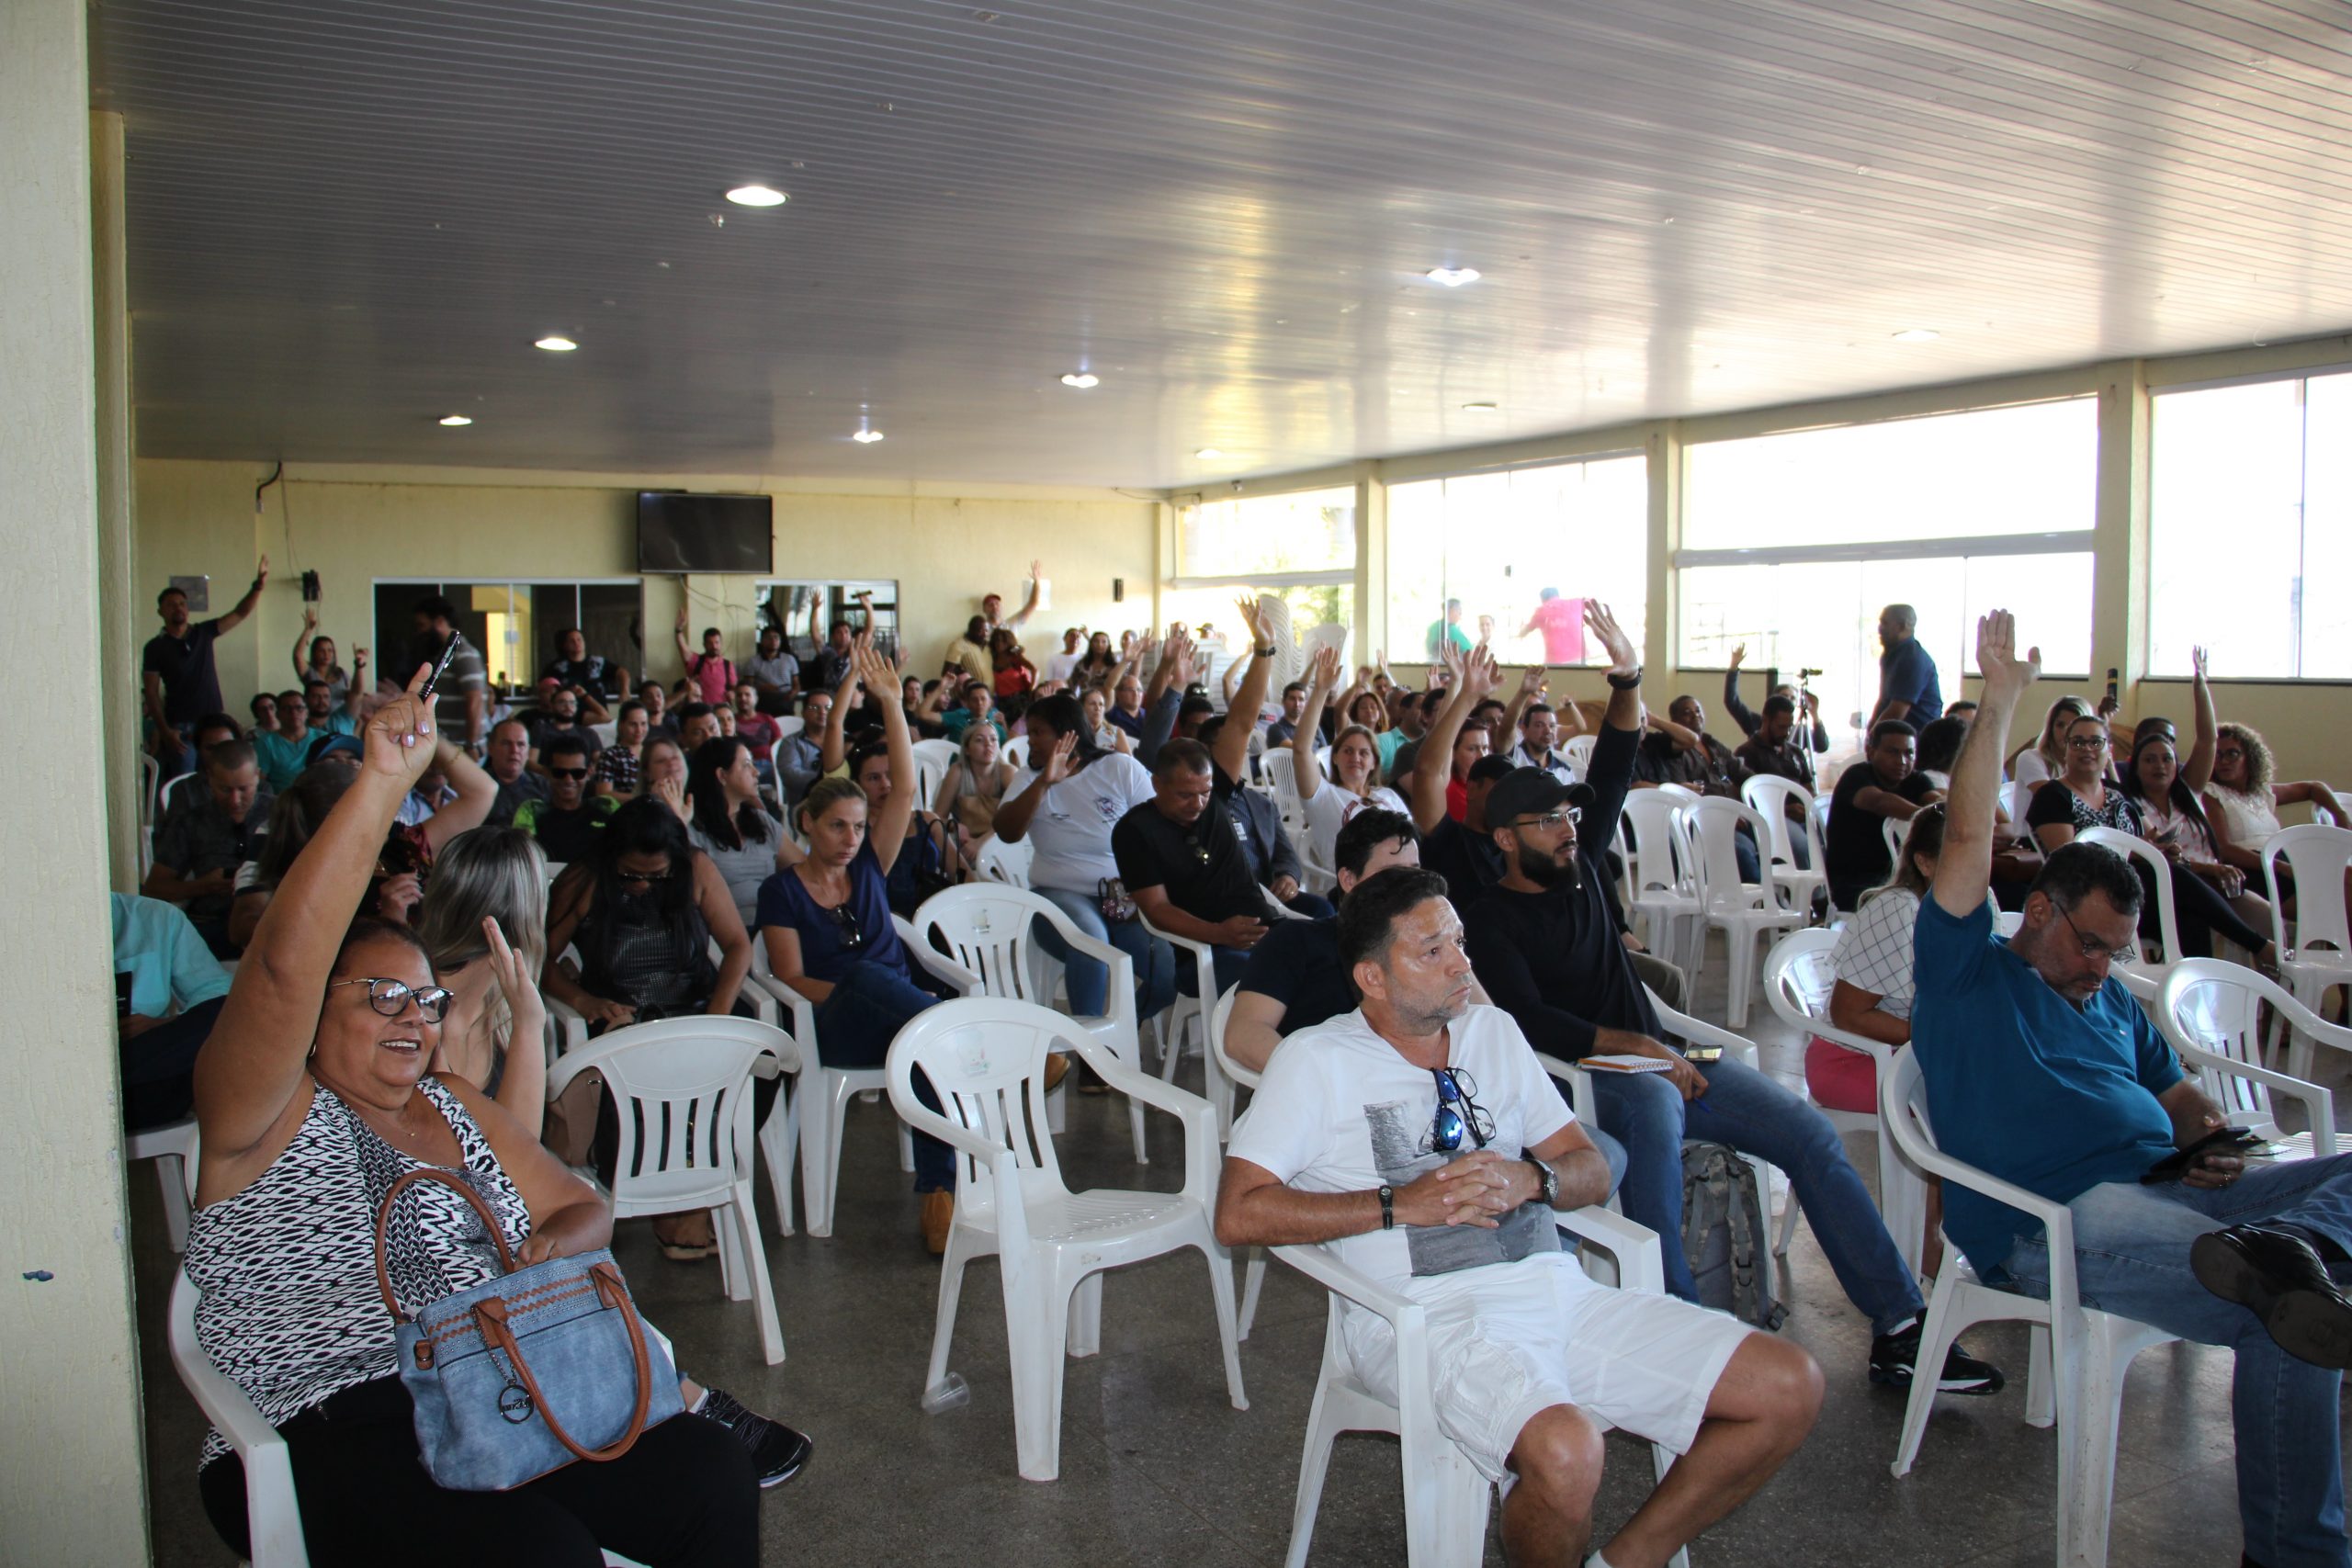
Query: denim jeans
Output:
[[1587, 1053, 1922, 1335], [1031, 886, 1178, 1022], [814, 961, 956, 1193], [1997, 1156, 2352, 1568]]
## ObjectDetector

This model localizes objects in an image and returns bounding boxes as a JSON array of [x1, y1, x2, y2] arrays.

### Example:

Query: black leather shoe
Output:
[[2191, 1224, 2352, 1370]]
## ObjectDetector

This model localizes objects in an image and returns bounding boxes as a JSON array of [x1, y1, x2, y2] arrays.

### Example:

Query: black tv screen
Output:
[[637, 491, 773, 573]]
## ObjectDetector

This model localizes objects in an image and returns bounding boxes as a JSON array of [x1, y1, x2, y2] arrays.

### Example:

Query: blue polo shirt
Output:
[[1908, 896, 2181, 1279]]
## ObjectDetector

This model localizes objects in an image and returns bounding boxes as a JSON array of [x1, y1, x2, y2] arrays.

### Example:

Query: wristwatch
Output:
[[1377, 1184, 1396, 1231], [1255, 643, 1276, 659], [1606, 667, 1644, 690], [1526, 1158, 1558, 1207]]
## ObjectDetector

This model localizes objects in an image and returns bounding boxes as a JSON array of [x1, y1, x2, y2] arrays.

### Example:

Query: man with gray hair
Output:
[[1871, 602, 1942, 726]]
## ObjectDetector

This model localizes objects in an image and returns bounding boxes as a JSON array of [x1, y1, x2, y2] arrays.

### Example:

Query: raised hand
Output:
[[302, 606, 319, 632], [1439, 637, 1468, 691], [481, 916, 542, 1016], [674, 604, 689, 633], [652, 773, 689, 822], [1973, 610, 2041, 701], [1041, 729, 1078, 785], [2192, 645, 2210, 681], [255, 553, 270, 585], [1729, 642, 1746, 669], [853, 641, 897, 696], [1308, 644, 1343, 693], [1518, 664, 1547, 697], [1584, 601, 1638, 676], [1460, 644, 1502, 700], [365, 665, 440, 786], [1235, 595, 1273, 648]]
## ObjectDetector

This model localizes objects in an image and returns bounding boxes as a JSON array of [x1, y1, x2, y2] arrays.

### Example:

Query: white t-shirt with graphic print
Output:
[[1227, 1004, 1577, 1297], [1010, 752, 1156, 895]]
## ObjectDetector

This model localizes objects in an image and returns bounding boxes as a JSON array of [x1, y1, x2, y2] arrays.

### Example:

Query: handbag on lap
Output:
[[374, 1167, 684, 1491]]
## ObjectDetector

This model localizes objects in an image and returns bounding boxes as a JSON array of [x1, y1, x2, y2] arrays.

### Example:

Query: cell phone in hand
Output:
[[1681, 1045, 1724, 1064], [418, 633, 464, 699], [2140, 1125, 2263, 1183]]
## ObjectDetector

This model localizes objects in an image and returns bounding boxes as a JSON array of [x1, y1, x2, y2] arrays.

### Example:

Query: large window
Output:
[[373, 580, 640, 693], [1679, 398, 2097, 733], [1169, 486, 1357, 658], [1386, 455, 1648, 669], [2150, 370, 2352, 679]]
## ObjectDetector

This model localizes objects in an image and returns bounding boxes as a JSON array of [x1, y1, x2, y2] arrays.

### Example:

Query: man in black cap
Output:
[[1460, 629, 2001, 1393]]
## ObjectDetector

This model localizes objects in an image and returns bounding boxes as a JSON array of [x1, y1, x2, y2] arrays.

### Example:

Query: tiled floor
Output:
[[135, 956, 2352, 1566]]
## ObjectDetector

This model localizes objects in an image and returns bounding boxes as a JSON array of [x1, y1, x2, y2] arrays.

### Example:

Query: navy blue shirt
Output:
[[142, 620, 225, 725], [754, 842, 908, 984], [1879, 637, 1943, 724], [1908, 896, 2181, 1278]]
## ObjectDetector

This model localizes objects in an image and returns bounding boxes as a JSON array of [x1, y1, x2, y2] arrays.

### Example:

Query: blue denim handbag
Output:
[[373, 1167, 684, 1491]]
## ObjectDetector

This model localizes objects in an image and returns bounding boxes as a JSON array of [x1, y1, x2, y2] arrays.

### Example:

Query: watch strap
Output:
[[1606, 667, 1644, 690], [1378, 1184, 1396, 1231]]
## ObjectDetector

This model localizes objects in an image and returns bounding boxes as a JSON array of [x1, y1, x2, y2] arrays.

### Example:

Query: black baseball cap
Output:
[[1485, 766, 1595, 829]]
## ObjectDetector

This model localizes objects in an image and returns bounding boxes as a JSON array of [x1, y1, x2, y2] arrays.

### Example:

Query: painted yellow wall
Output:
[[133, 460, 1159, 708]]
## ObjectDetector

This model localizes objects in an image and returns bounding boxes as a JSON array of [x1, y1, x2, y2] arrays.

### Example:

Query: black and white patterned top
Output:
[[185, 1076, 529, 1465]]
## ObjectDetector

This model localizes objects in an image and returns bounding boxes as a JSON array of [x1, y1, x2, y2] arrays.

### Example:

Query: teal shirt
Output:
[[111, 893, 232, 1019], [1425, 619, 1474, 660], [1908, 897, 2181, 1278], [251, 729, 311, 792]]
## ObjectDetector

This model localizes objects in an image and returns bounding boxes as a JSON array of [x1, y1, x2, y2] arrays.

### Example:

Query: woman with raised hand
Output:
[[933, 718, 1018, 860], [1290, 643, 1408, 872], [639, 734, 691, 823], [757, 639, 961, 1251], [186, 665, 757, 1565]]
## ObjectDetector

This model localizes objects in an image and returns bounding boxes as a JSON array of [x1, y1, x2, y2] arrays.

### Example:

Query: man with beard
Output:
[[1461, 607, 1999, 1398]]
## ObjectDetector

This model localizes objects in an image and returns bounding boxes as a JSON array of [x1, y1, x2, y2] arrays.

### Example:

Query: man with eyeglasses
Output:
[[1217, 864, 1820, 1568], [1460, 625, 1993, 1399], [512, 736, 616, 864], [1915, 611, 2352, 1568]]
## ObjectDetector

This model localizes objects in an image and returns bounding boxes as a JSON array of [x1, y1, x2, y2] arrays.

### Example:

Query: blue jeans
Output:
[[814, 962, 956, 1192], [1998, 1156, 2352, 1568], [1031, 886, 1178, 1022], [1587, 1054, 1922, 1335]]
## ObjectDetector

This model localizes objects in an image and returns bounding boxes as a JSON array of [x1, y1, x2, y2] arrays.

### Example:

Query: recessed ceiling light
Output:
[[1425, 266, 1482, 288], [1194, 447, 1224, 459], [724, 185, 788, 208], [1893, 328, 1939, 343], [437, 414, 473, 426], [1060, 372, 1100, 389], [1460, 401, 1499, 412], [852, 429, 885, 444], [534, 335, 577, 352]]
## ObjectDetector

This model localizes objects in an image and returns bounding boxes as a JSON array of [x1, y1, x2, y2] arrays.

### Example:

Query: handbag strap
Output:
[[373, 1165, 521, 1321], [473, 1263, 655, 1464]]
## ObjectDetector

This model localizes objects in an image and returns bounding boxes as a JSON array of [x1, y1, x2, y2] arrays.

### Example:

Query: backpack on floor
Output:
[[1679, 1140, 1786, 1329]]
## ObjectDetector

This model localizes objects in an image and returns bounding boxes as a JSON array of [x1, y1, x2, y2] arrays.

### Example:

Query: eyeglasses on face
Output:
[[1512, 807, 1583, 834], [2066, 735, 2109, 751], [616, 865, 679, 886], [2052, 902, 2128, 963], [331, 976, 454, 1023], [548, 766, 590, 780], [1430, 1066, 1494, 1153]]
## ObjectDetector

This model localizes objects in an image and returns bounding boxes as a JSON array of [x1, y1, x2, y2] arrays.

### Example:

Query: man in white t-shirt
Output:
[[1042, 626, 1086, 687], [1216, 867, 1820, 1568]]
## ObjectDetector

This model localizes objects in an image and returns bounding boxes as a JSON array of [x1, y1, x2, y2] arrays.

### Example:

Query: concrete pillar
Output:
[[94, 108, 142, 892], [0, 0, 155, 1561]]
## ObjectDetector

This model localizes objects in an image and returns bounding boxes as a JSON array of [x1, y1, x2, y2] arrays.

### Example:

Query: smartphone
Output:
[[2140, 1125, 2263, 1183], [418, 632, 464, 699], [1681, 1045, 1724, 1064], [2105, 667, 2120, 705]]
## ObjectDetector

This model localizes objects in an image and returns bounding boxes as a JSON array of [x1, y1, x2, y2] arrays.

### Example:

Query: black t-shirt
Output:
[[1236, 917, 1353, 1034], [141, 620, 224, 725], [1826, 764, 1937, 894], [530, 801, 611, 865], [2025, 780, 2143, 837], [1421, 816, 1504, 914], [1464, 879, 1659, 1062], [1112, 773, 1262, 925], [542, 655, 621, 697]]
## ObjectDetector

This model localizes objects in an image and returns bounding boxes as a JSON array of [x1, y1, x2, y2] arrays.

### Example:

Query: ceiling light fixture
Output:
[[1060, 371, 1100, 389], [534, 335, 577, 352], [724, 185, 788, 208], [1893, 328, 1939, 343], [852, 428, 885, 444], [1460, 401, 1499, 412], [1194, 447, 1224, 459], [437, 414, 473, 426], [1425, 266, 1482, 287]]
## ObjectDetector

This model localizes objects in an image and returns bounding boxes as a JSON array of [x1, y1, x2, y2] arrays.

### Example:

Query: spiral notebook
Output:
[[1579, 1054, 1676, 1074]]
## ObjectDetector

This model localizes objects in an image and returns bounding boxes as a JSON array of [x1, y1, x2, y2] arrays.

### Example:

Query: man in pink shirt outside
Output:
[[675, 605, 738, 705], [1519, 588, 1588, 665]]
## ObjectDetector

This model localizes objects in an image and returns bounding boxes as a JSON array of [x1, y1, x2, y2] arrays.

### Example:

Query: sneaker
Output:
[[698, 1387, 814, 1488], [1869, 1315, 2005, 1395]]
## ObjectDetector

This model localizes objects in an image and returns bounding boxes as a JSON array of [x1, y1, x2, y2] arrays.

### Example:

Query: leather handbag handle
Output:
[[472, 1263, 655, 1464], [373, 1165, 521, 1320]]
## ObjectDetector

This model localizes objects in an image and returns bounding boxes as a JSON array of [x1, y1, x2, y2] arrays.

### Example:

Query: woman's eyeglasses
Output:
[[331, 976, 454, 1023], [2065, 735, 2109, 751], [616, 866, 679, 886], [828, 903, 866, 950], [1430, 1067, 1494, 1153]]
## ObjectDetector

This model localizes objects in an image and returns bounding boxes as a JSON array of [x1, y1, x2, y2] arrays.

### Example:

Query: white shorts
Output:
[[1342, 1254, 1753, 1486]]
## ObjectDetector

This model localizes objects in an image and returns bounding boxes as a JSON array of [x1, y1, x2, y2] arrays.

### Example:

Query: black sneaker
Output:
[[698, 1387, 814, 1487], [1869, 1315, 2005, 1395]]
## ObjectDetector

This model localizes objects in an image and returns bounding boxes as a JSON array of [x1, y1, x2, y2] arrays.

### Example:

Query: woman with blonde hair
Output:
[[2007, 694, 2093, 797], [1290, 645, 1408, 870], [933, 719, 1017, 858], [413, 826, 550, 1128]]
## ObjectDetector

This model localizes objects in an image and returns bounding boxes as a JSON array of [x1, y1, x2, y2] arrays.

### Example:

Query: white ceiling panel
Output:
[[92, 0, 2352, 487]]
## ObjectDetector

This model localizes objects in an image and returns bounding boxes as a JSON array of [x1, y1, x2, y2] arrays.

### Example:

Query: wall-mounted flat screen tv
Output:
[[637, 491, 773, 573]]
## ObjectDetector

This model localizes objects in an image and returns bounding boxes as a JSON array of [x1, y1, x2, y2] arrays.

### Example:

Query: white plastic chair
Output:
[[545, 1016, 790, 1363], [1261, 748, 1305, 838], [1563, 733, 1598, 776], [1001, 734, 1030, 770], [140, 751, 161, 877], [129, 1116, 203, 1253], [913, 883, 1149, 1163], [2261, 824, 2352, 1079], [970, 831, 1035, 888], [160, 770, 203, 818], [588, 720, 617, 749], [1882, 1050, 2176, 1568], [1761, 929, 1922, 1279], [1742, 773, 1827, 918], [1687, 796, 1804, 1028], [1278, 1205, 1689, 1568], [889, 998, 1246, 1482], [772, 715, 806, 742], [747, 924, 979, 1237], [2155, 959, 2341, 1161], [1205, 985, 1270, 1337], [1617, 791, 1701, 973], [2076, 826, 2180, 987], [910, 738, 959, 806], [1136, 908, 1236, 1132]]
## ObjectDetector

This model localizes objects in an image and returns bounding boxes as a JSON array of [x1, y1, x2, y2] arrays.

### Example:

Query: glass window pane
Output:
[[2149, 379, 2305, 678], [1179, 486, 1356, 576], [1683, 398, 2097, 550], [1386, 455, 1648, 667], [2301, 373, 2352, 679]]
